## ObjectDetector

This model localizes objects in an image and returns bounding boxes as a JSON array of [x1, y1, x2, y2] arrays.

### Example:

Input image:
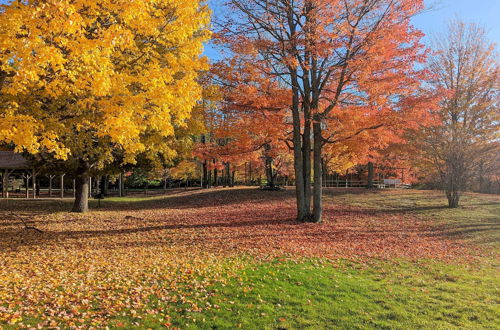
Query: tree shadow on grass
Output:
[[425, 222, 500, 243], [99, 187, 367, 211]]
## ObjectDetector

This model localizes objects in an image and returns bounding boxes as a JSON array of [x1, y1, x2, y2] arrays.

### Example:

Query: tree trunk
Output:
[[302, 119, 312, 217], [202, 161, 208, 188], [103, 176, 109, 196], [264, 144, 275, 188], [367, 162, 374, 188], [223, 163, 229, 187], [446, 175, 461, 208], [244, 162, 248, 185], [478, 162, 484, 193], [249, 163, 252, 185], [291, 72, 307, 221], [72, 166, 89, 213], [312, 120, 323, 223], [119, 173, 123, 197], [213, 166, 218, 187], [446, 188, 460, 208], [35, 177, 40, 198]]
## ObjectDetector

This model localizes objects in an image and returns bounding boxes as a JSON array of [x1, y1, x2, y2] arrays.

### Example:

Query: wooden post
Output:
[[32, 169, 36, 199], [3, 169, 13, 198], [23, 171, 32, 199], [48, 175, 54, 197], [60, 174, 65, 198]]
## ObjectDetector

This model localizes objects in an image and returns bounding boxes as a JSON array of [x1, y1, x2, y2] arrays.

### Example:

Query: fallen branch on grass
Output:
[[10, 213, 43, 233]]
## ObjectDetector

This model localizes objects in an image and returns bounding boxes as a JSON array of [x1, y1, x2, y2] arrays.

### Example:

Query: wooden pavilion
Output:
[[0, 151, 30, 198]]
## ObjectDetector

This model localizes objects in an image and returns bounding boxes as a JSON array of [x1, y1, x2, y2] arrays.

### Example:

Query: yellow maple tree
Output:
[[0, 0, 210, 211]]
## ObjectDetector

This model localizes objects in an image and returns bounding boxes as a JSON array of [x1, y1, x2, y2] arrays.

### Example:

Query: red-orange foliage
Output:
[[214, 0, 439, 221]]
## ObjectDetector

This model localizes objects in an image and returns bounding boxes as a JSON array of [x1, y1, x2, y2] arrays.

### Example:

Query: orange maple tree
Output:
[[216, 0, 436, 222]]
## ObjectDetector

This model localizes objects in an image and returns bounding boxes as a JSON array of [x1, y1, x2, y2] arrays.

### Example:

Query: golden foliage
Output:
[[0, 0, 210, 165]]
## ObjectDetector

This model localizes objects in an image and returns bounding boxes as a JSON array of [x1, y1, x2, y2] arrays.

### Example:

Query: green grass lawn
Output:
[[1, 188, 498, 329], [106, 258, 499, 329]]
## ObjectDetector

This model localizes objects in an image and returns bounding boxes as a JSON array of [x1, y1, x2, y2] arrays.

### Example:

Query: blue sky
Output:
[[205, 0, 500, 61], [412, 0, 500, 43]]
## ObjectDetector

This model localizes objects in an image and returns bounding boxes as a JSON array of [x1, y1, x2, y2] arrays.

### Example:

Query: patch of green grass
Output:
[[100, 258, 499, 329]]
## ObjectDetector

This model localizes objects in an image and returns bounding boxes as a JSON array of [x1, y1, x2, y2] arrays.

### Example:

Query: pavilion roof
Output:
[[0, 151, 29, 169]]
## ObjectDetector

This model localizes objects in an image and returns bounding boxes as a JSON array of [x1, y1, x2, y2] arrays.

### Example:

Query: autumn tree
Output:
[[219, 0, 432, 222], [0, 0, 210, 212], [207, 59, 291, 189], [416, 20, 499, 208]]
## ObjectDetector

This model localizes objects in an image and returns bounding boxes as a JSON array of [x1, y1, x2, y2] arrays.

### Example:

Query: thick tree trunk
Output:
[[102, 176, 109, 196], [446, 188, 460, 208], [290, 69, 308, 221], [444, 155, 465, 208], [303, 118, 312, 217], [202, 161, 208, 188], [264, 144, 276, 188], [312, 120, 323, 223], [478, 162, 484, 193], [446, 173, 461, 208], [367, 162, 374, 188], [72, 164, 89, 213]]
